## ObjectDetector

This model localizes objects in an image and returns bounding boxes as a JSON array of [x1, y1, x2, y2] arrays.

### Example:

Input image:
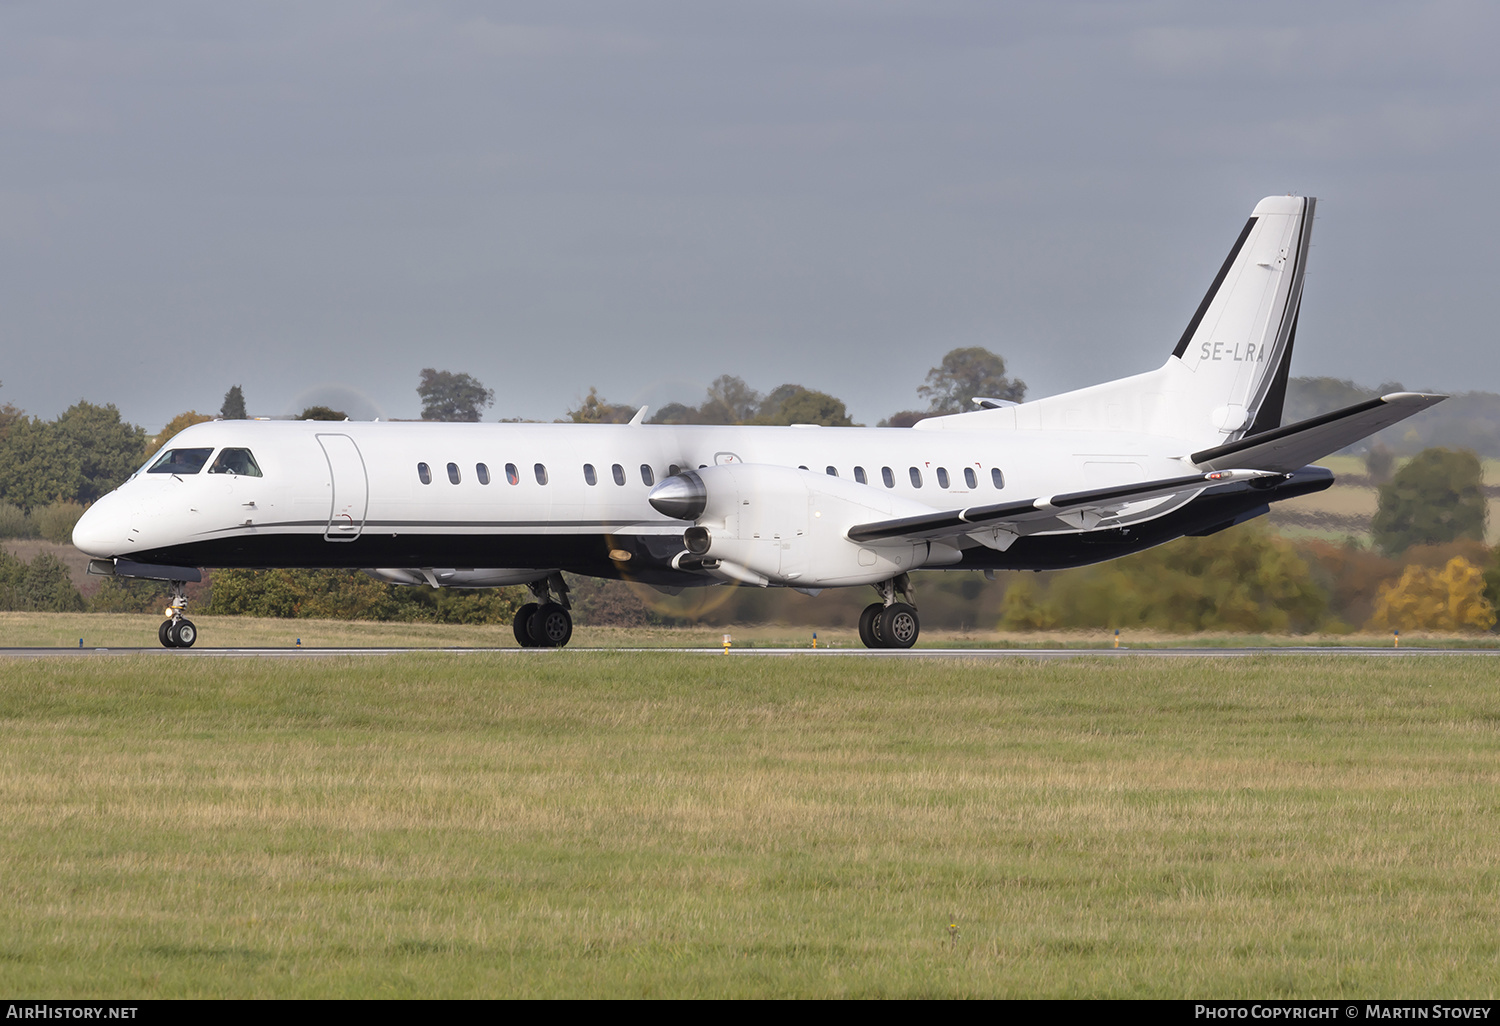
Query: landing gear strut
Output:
[[514, 573, 573, 648], [158, 580, 196, 649], [858, 574, 918, 650]]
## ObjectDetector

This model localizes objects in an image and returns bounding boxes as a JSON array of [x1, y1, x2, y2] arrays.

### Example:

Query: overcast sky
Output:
[[1, 1, 1496, 430]]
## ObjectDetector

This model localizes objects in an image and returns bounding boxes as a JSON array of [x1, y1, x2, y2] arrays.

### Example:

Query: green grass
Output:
[[2, 653, 1499, 997]]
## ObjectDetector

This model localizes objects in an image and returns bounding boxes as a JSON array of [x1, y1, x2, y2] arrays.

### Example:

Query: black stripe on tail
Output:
[[1171, 216, 1258, 359]]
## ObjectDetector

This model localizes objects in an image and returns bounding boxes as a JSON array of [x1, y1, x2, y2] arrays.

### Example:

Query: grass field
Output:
[[2, 651, 1499, 997], [6, 610, 1500, 650]]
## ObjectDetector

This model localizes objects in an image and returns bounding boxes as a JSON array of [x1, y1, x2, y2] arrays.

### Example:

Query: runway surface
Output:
[[4, 646, 1499, 659]]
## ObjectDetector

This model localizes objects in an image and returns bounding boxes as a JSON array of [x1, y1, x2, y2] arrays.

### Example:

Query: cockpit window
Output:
[[207, 447, 263, 478], [148, 448, 214, 475]]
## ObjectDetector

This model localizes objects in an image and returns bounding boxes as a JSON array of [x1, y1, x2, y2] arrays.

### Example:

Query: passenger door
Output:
[[317, 434, 368, 542]]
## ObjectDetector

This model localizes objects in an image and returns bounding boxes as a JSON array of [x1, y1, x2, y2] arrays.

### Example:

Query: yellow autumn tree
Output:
[[1367, 557, 1497, 633]]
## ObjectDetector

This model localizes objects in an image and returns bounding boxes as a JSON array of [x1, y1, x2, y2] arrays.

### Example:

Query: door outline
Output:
[[317, 433, 369, 542]]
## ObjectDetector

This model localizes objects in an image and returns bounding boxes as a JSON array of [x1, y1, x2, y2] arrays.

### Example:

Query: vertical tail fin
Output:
[[1167, 195, 1314, 440]]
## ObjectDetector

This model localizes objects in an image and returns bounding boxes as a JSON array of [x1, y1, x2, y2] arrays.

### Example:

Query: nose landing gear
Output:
[[159, 579, 197, 648], [858, 574, 919, 649]]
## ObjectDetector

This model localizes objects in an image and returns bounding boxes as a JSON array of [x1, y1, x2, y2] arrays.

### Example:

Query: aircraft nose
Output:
[[648, 471, 707, 521], [71, 494, 129, 557]]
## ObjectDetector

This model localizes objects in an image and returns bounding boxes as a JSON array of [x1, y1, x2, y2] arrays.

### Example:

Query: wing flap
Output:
[[1191, 392, 1446, 473], [845, 469, 1274, 544]]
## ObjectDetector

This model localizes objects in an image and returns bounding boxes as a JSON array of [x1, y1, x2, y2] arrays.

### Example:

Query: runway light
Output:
[[296, 638, 302, 648], [723, 633, 731, 654]]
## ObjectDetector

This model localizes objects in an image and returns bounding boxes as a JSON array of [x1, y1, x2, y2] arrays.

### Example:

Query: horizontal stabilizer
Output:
[[846, 469, 1274, 544], [1192, 392, 1447, 473]]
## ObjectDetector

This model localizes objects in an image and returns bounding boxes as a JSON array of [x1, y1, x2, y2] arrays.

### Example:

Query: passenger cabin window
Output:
[[798, 465, 808, 471], [669, 464, 681, 477], [854, 466, 867, 484], [505, 463, 519, 485], [909, 467, 923, 488], [881, 467, 894, 488], [612, 464, 626, 486], [936, 467, 950, 488], [584, 464, 597, 486], [477, 463, 491, 485], [640, 464, 655, 486], [447, 462, 461, 485], [826, 466, 838, 477], [534, 464, 548, 485], [964, 467, 977, 489], [992, 468, 1004, 488], [208, 448, 263, 477], [417, 462, 432, 485], [149, 448, 214, 475]]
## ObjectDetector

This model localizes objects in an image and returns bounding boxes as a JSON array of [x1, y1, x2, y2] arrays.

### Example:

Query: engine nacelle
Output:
[[650, 464, 961, 586]]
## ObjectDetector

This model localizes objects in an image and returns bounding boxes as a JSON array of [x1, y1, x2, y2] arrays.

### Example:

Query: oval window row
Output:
[[416, 461, 1003, 491], [826, 465, 1003, 490], [417, 462, 673, 487]]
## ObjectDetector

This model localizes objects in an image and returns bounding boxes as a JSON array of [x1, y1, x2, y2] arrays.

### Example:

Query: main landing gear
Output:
[[858, 574, 919, 649], [158, 580, 197, 649], [513, 572, 574, 648]]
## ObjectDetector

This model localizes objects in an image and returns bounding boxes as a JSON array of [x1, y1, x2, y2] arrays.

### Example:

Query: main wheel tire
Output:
[[879, 603, 919, 649], [159, 619, 176, 648], [513, 603, 539, 647], [174, 618, 197, 648], [858, 602, 885, 649], [530, 603, 573, 648]]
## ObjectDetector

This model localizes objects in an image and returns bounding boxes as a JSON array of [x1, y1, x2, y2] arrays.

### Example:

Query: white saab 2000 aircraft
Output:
[[73, 196, 1443, 649]]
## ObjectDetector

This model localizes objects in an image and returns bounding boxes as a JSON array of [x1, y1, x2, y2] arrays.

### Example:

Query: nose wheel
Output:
[[160, 617, 197, 648], [157, 579, 197, 648]]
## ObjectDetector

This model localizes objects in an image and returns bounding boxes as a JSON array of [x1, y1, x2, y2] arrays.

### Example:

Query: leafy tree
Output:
[[146, 411, 213, 459], [566, 387, 637, 424], [878, 410, 927, 428], [643, 375, 856, 427], [88, 576, 170, 614], [0, 502, 32, 539], [418, 368, 494, 422], [296, 405, 348, 421], [34, 502, 84, 544], [0, 417, 80, 509], [917, 347, 1026, 415], [22, 552, 84, 612], [1367, 557, 1496, 633], [998, 523, 1326, 632], [0, 551, 83, 612], [221, 385, 247, 420], [699, 375, 762, 425], [206, 568, 525, 623], [0, 394, 20, 444], [1365, 443, 1395, 484], [0, 549, 24, 608], [1485, 549, 1500, 623], [54, 401, 147, 502], [647, 401, 697, 425], [754, 385, 855, 426], [1371, 448, 1486, 555]]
